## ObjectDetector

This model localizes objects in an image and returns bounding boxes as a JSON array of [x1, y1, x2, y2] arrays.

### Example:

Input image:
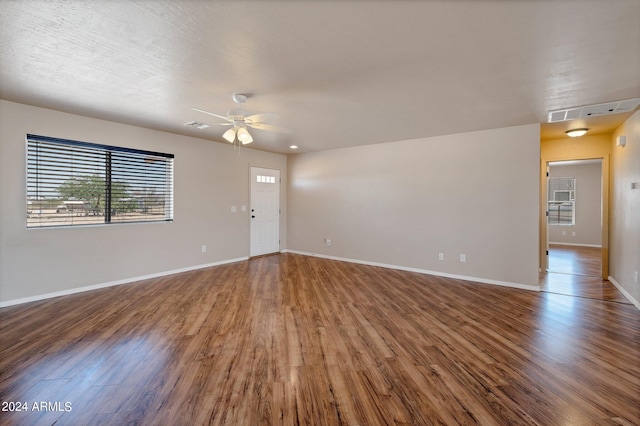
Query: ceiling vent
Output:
[[184, 121, 210, 129], [547, 98, 640, 123]]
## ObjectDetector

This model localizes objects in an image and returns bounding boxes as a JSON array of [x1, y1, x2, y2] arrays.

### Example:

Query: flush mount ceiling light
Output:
[[566, 128, 588, 138]]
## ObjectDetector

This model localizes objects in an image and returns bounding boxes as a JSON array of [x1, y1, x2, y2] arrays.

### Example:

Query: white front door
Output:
[[250, 167, 280, 257]]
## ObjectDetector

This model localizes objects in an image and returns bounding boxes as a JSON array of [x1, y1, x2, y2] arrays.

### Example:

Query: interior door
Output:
[[250, 167, 280, 257]]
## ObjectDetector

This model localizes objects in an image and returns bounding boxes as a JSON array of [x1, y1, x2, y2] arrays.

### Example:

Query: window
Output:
[[548, 177, 575, 225], [256, 175, 276, 183], [27, 134, 174, 228]]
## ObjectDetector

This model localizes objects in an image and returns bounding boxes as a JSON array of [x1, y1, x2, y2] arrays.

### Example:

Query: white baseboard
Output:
[[608, 276, 640, 310], [282, 250, 540, 292], [549, 242, 602, 248], [0, 257, 249, 308]]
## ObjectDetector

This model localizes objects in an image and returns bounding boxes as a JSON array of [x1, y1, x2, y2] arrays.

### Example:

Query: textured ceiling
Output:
[[1, 0, 639, 153]]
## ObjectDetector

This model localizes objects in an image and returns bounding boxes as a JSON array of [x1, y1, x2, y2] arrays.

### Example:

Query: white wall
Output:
[[610, 109, 640, 306], [0, 100, 287, 305], [287, 124, 540, 289], [548, 161, 602, 246]]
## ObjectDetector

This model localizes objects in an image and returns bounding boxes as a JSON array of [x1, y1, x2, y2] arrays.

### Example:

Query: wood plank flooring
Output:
[[540, 244, 630, 303], [548, 244, 601, 277], [1, 253, 639, 425]]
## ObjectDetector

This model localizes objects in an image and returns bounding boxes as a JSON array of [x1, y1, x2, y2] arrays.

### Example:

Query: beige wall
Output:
[[287, 124, 541, 289], [610, 110, 640, 306], [0, 100, 287, 305], [548, 161, 602, 246]]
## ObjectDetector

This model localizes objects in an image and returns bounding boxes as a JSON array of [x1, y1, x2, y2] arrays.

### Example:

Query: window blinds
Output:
[[27, 134, 174, 228]]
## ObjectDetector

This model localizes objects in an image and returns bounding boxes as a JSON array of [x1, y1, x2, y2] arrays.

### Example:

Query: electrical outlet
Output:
[[572, 231, 576, 236], [201, 245, 207, 253], [459, 254, 466, 263], [438, 253, 444, 261], [325, 238, 331, 246]]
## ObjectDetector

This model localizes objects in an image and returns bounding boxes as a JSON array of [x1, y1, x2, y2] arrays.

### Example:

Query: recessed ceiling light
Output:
[[289, 145, 298, 149], [566, 128, 588, 137]]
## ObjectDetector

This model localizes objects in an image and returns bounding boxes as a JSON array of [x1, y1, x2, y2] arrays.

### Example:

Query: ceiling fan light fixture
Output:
[[566, 128, 588, 138], [237, 127, 253, 144], [192, 94, 290, 151], [222, 127, 236, 143]]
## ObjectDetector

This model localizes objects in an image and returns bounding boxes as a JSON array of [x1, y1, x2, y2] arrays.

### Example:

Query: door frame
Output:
[[540, 155, 609, 279]]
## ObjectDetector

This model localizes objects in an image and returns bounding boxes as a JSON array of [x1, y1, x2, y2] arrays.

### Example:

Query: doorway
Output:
[[546, 159, 602, 277], [540, 155, 609, 280], [539, 159, 627, 301], [250, 167, 281, 257]]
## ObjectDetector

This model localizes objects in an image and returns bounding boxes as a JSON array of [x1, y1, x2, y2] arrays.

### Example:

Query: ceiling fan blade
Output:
[[245, 112, 276, 123], [247, 122, 292, 133], [190, 107, 232, 122]]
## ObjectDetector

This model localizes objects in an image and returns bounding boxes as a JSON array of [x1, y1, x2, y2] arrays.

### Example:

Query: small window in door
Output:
[[257, 175, 276, 184]]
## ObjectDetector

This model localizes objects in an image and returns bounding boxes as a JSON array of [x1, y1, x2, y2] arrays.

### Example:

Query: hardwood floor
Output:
[[1, 253, 639, 425], [548, 244, 601, 277], [540, 244, 630, 303]]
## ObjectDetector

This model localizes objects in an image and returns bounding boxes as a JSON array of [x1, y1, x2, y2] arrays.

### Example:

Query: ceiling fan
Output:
[[191, 94, 290, 145]]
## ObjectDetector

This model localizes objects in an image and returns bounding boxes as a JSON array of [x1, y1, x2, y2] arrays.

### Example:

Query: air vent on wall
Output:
[[547, 98, 640, 123]]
